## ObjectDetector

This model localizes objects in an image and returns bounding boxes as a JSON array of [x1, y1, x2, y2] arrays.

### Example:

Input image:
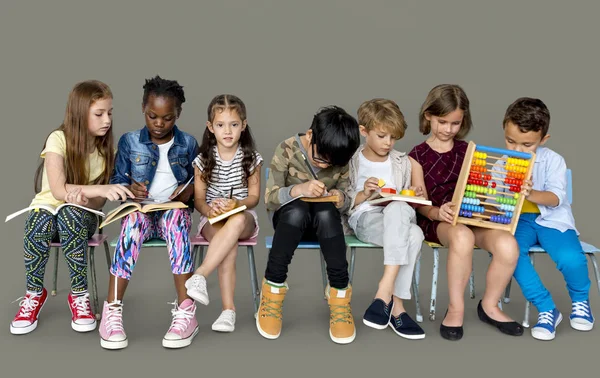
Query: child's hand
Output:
[[521, 179, 533, 197], [65, 188, 89, 206], [410, 186, 424, 197], [169, 182, 193, 202], [438, 202, 455, 223], [362, 177, 380, 197], [328, 189, 344, 208], [103, 184, 135, 202], [297, 180, 326, 197], [129, 181, 148, 201], [208, 198, 238, 217]]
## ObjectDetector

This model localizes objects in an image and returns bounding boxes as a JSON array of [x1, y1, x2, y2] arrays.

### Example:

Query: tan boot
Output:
[[256, 279, 288, 339], [326, 285, 356, 344]]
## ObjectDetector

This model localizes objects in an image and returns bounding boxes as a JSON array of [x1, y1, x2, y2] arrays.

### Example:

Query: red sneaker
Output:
[[68, 292, 97, 332], [10, 289, 48, 335]]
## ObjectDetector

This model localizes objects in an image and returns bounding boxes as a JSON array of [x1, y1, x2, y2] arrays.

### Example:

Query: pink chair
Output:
[[190, 235, 260, 313], [50, 232, 110, 320]]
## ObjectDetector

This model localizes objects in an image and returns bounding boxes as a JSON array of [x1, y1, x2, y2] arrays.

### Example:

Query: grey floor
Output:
[[1, 237, 598, 377]]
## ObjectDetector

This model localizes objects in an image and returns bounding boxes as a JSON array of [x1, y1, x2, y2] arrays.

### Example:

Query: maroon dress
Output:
[[408, 140, 467, 244]]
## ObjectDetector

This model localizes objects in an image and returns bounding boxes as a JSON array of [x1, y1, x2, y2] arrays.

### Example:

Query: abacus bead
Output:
[[491, 182, 496, 188]]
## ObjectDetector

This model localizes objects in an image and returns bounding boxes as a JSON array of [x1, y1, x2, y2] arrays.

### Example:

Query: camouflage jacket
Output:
[[264, 134, 351, 213]]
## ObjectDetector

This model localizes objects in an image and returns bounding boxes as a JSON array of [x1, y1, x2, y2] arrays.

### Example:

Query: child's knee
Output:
[[555, 250, 587, 271], [279, 205, 310, 228], [494, 234, 519, 265]]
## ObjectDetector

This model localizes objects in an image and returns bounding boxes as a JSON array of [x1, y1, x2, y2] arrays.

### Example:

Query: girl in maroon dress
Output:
[[409, 84, 523, 340]]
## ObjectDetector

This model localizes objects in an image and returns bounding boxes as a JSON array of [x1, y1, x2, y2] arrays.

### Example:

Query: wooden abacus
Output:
[[451, 141, 536, 234]]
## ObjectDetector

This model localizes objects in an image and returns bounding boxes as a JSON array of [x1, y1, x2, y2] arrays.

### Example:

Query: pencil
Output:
[[229, 187, 233, 199], [125, 173, 144, 187]]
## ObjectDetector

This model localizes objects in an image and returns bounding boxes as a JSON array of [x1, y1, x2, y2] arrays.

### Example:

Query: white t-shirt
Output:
[[348, 152, 396, 230], [148, 138, 178, 201], [194, 146, 263, 203]]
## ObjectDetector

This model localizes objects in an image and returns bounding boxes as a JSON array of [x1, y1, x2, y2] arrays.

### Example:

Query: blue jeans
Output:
[[514, 213, 590, 312]]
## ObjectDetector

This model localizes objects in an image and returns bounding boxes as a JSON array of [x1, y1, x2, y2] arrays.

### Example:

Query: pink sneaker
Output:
[[99, 301, 128, 350], [10, 289, 48, 335], [68, 292, 97, 332], [162, 299, 199, 349]]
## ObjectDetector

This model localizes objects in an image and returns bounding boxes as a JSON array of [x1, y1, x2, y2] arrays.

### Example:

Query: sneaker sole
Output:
[[388, 322, 426, 340], [363, 318, 389, 330], [570, 318, 594, 331], [162, 326, 199, 349], [212, 324, 235, 333], [532, 313, 562, 341], [100, 337, 128, 350], [184, 282, 209, 306], [329, 329, 356, 344], [10, 293, 48, 335], [72, 321, 97, 333]]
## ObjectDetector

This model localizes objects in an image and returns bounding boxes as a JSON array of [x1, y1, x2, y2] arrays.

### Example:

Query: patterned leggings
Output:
[[24, 206, 98, 293], [110, 208, 193, 280]]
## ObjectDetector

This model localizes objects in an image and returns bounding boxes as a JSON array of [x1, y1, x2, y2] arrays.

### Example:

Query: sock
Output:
[[266, 280, 285, 287]]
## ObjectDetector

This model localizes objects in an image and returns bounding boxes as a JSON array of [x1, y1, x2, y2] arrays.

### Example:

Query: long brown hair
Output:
[[34, 80, 115, 193], [198, 94, 257, 186], [419, 84, 473, 140]]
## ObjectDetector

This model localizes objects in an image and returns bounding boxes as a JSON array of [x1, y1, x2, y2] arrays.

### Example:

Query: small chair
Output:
[[191, 235, 260, 314], [51, 227, 110, 320], [345, 235, 423, 322], [502, 169, 600, 327], [425, 241, 477, 321]]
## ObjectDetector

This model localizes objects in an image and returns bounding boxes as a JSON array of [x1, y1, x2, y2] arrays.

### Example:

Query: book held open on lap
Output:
[[5, 203, 105, 223], [99, 200, 188, 228], [367, 190, 432, 206], [208, 204, 248, 225]]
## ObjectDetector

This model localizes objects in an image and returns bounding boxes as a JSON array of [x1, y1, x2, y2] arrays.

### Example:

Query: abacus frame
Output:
[[451, 141, 536, 234]]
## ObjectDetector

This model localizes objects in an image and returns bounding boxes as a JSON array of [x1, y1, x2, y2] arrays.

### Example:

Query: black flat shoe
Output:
[[440, 310, 463, 341], [477, 300, 524, 336]]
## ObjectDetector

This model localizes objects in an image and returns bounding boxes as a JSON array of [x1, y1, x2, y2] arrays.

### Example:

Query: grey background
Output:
[[0, 0, 598, 376]]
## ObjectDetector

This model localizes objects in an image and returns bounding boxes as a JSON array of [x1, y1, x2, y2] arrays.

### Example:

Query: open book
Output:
[[208, 205, 248, 225], [99, 200, 188, 228], [5, 203, 105, 223], [281, 194, 340, 207], [367, 190, 432, 206]]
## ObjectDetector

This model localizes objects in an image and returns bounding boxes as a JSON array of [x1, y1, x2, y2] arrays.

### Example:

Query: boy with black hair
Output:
[[503, 97, 594, 341], [258, 106, 360, 344]]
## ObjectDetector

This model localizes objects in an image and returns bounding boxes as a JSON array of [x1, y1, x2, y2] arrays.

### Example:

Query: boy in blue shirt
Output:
[[503, 97, 594, 341]]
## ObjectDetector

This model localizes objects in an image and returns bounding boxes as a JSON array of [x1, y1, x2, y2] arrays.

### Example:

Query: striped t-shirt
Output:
[[193, 146, 263, 203]]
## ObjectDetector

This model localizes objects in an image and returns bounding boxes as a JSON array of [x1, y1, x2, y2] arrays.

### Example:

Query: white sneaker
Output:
[[212, 309, 236, 332], [185, 274, 209, 305]]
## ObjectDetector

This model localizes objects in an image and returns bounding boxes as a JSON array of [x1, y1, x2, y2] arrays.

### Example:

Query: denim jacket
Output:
[[111, 125, 199, 205]]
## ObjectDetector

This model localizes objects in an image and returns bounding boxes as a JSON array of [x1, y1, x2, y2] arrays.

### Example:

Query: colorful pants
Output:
[[24, 206, 98, 293], [513, 213, 590, 312], [111, 209, 193, 280]]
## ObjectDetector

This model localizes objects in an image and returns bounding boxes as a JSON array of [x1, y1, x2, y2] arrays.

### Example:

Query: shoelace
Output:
[[13, 295, 40, 318], [189, 275, 206, 292], [537, 311, 554, 325], [168, 301, 195, 333], [215, 310, 235, 325], [572, 301, 591, 318], [71, 293, 92, 317], [104, 302, 125, 334], [329, 303, 353, 324], [260, 297, 284, 319]]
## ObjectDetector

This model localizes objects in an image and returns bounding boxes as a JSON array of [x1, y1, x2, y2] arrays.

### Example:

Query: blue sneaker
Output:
[[389, 312, 425, 340], [570, 300, 594, 331], [531, 308, 562, 341], [363, 298, 393, 330]]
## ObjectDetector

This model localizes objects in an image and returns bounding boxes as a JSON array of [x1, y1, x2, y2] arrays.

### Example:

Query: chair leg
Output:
[[88, 246, 101, 320], [247, 246, 260, 315], [469, 269, 475, 299], [52, 247, 60, 296], [523, 253, 535, 328], [199, 246, 205, 266], [191, 245, 199, 269], [349, 247, 356, 285], [412, 271, 423, 323], [429, 248, 439, 321], [103, 241, 111, 273], [504, 278, 512, 303], [320, 250, 328, 299], [589, 254, 600, 297]]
